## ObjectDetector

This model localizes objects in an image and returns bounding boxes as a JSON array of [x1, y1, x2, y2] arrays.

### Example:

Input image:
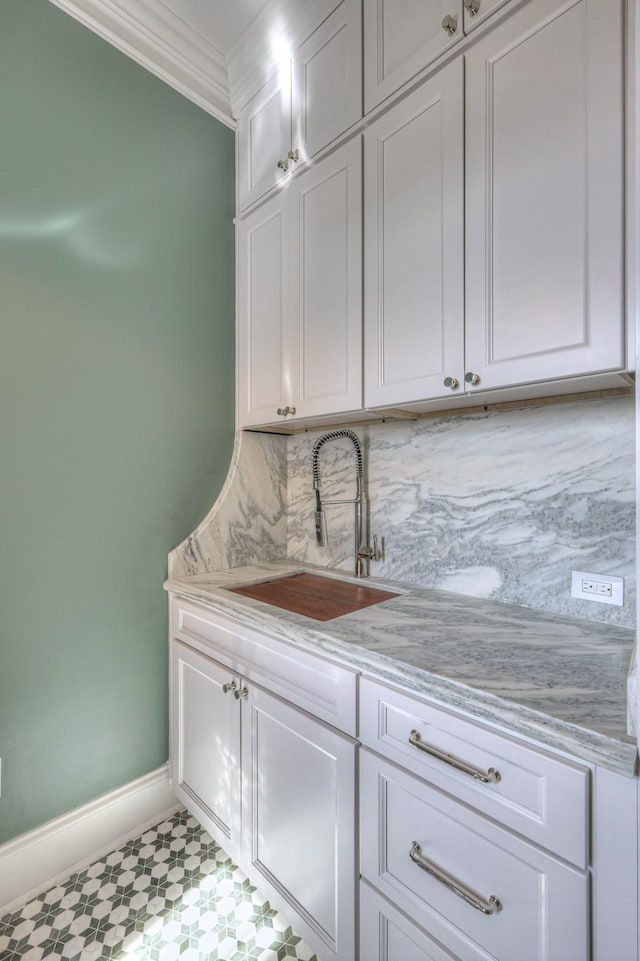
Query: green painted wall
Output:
[[0, 0, 235, 843]]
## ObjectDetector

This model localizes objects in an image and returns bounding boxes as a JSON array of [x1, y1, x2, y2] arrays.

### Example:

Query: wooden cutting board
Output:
[[228, 572, 398, 621]]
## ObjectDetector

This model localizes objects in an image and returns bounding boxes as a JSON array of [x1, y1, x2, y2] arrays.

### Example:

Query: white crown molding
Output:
[[227, 0, 334, 116], [0, 764, 180, 914], [48, 0, 235, 127]]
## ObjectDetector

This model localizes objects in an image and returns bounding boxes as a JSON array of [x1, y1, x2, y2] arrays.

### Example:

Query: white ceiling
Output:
[[157, 0, 270, 57]]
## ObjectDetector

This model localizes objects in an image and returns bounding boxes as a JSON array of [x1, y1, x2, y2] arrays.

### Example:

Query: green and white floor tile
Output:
[[0, 811, 318, 961]]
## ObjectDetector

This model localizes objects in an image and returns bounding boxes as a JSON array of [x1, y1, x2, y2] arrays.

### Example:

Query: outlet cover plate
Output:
[[571, 570, 624, 606]]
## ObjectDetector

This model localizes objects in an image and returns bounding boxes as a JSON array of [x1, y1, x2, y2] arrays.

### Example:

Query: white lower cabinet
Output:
[[360, 750, 589, 961], [360, 881, 462, 961], [169, 604, 357, 961], [170, 600, 635, 961], [241, 685, 356, 960], [170, 640, 242, 864]]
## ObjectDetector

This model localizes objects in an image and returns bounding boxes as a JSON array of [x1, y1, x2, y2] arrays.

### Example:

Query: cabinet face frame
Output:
[[364, 59, 465, 408], [463, 0, 625, 393]]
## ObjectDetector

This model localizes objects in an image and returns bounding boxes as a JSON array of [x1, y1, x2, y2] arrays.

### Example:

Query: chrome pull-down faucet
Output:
[[311, 429, 378, 578]]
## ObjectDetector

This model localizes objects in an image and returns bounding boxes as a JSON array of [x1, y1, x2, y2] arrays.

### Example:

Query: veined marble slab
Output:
[[287, 396, 635, 628], [169, 431, 287, 577], [165, 562, 637, 778]]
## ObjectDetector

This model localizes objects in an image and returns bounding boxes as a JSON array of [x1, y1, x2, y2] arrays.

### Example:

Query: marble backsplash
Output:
[[169, 430, 287, 577], [287, 396, 636, 628]]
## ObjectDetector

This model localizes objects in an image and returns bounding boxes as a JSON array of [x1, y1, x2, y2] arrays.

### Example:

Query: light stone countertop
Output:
[[165, 562, 637, 778]]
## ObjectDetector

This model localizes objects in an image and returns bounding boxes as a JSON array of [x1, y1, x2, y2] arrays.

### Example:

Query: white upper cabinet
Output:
[[463, 0, 624, 393], [237, 139, 362, 428], [237, 0, 361, 212], [237, 69, 293, 211], [236, 193, 292, 426], [289, 138, 363, 420], [364, 60, 464, 408], [364, 0, 463, 112], [236, 0, 628, 426], [293, 0, 362, 161]]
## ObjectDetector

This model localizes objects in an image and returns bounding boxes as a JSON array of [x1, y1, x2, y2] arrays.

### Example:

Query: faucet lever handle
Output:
[[372, 534, 384, 562]]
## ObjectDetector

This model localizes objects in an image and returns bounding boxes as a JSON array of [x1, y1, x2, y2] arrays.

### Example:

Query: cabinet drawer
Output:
[[170, 596, 357, 735], [360, 677, 588, 866], [360, 881, 463, 961], [360, 750, 589, 961]]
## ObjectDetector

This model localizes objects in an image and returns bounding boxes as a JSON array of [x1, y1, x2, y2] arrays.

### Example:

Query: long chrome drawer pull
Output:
[[409, 842, 503, 916], [409, 730, 501, 784]]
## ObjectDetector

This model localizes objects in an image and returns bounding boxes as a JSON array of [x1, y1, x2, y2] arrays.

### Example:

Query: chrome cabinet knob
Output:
[[288, 148, 299, 163], [465, 371, 481, 385], [277, 158, 289, 172], [443, 376, 460, 390], [222, 681, 237, 694], [234, 686, 249, 700], [441, 14, 458, 34], [464, 0, 480, 15]]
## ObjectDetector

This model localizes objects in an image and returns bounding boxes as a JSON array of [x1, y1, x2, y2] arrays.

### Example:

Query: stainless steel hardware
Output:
[[464, 371, 481, 385], [222, 681, 237, 694], [276, 406, 297, 416], [357, 534, 383, 564], [288, 148, 300, 163], [277, 159, 289, 172], [234, 686, 249, 700], [311, 429, 371, 577], [441, 14, 458, 34], [409, 730, 501, 783], [443, 376, 460, 390], [409, 842, 503, 916], [464, 0, 481, 15]]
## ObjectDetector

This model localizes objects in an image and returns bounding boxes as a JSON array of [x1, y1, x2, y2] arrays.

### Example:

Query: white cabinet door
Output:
[[289, 138, 363, 419], [464, 0, 624, 393], [364, 61, 464, 408], [364, 0, 463, 112], [170, 641, 242, 863], [242, 684, 356, 961], [238, 69, 292, 211], [237, 193, 294, 428], [293, 0, 362, 162]]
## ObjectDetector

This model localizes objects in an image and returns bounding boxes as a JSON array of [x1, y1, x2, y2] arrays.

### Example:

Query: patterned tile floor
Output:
[[0, 810, 318, 961]]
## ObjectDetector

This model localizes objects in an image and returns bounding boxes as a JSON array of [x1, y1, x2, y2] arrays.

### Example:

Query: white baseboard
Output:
[[0, 764, 180, 915]]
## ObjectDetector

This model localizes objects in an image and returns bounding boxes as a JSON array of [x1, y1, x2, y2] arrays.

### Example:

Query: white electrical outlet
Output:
[[571, 571, 624, 606]]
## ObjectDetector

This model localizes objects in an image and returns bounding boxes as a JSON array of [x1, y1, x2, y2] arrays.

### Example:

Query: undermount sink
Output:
[[227, 572, 398, 621]]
